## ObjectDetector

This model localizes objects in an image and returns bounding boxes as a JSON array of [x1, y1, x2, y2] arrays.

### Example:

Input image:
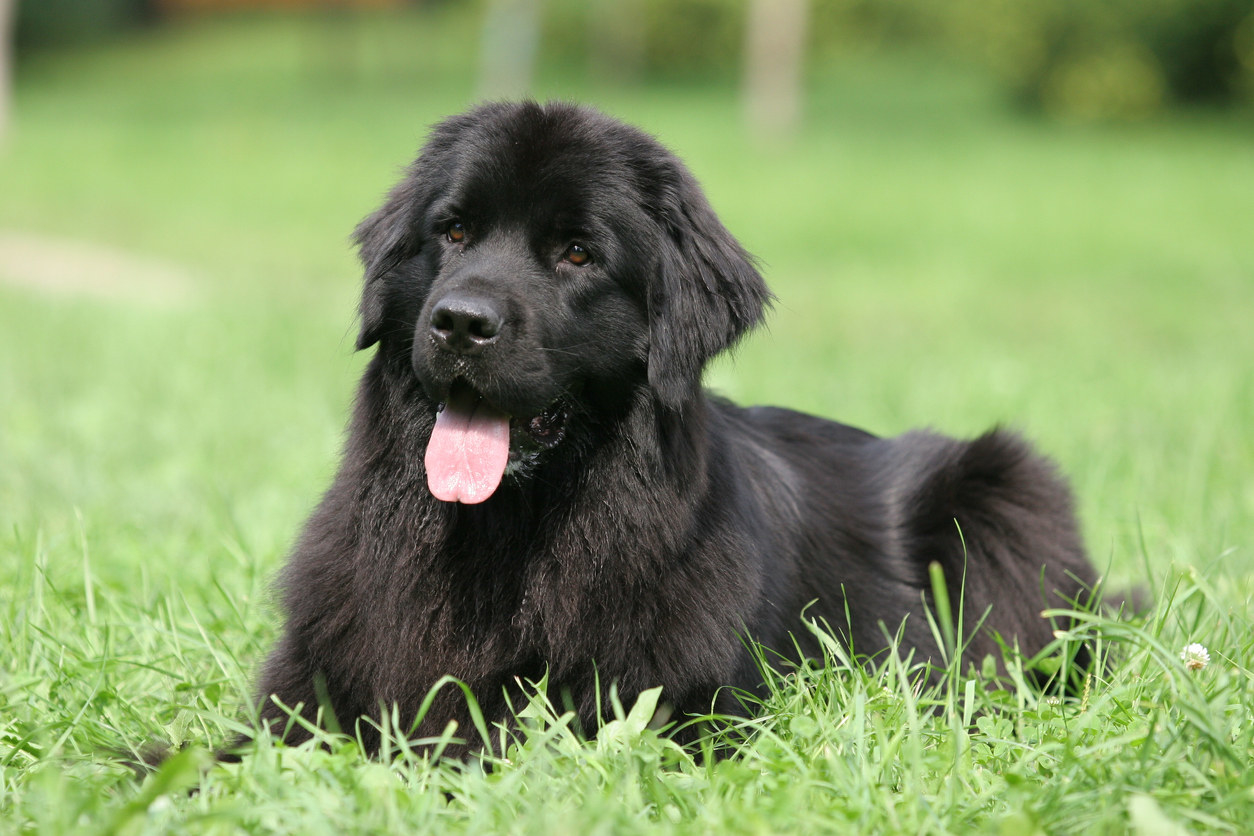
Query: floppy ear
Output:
[[352, 106, 483, 349], [351, 177, 425, 351], [649, 165, 773, 408]]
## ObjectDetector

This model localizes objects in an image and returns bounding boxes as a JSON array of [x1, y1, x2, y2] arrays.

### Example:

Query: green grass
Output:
[[2, 8, 1253, 834]]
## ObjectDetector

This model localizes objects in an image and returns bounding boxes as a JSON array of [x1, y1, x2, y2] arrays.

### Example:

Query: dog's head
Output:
[[353, 101, 771, 502]]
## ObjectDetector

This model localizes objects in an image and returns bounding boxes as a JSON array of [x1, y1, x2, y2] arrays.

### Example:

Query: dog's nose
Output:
[[429, 294, 503, 355]]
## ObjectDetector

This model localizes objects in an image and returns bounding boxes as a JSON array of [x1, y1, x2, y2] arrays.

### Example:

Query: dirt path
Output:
[[0, 230, 197, 307]]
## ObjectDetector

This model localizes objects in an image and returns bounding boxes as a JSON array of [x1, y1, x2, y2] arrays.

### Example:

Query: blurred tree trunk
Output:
[[479, 0, 541, 100], [589, 0, 644, 85], [743, 0, 809, 146], [0, 0, 13, 142]]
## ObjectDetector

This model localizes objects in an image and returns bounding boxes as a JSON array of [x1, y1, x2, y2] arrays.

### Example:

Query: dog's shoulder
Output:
[[711, 398, 879, 447]]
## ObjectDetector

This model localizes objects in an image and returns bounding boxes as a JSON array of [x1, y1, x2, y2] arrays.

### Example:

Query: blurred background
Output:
[[0, 0, 1251, 601]]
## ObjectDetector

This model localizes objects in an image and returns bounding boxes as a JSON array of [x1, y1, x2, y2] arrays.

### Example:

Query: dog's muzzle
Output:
[[428, 292, 504, 357]]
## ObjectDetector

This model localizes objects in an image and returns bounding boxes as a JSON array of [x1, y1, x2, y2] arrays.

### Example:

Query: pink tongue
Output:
[[424, 388, 511, 504]]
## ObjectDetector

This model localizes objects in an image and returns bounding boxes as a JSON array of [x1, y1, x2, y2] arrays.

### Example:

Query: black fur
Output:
[[253, 101, 1097, 756]]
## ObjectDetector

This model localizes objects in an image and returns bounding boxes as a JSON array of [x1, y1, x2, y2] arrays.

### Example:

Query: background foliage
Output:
[[540, 0, 1254, 118], [15, 0, 1254, 118]]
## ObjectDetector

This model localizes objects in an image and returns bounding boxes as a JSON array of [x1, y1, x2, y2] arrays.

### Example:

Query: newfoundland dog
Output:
[[252, 101, 1097, 755]]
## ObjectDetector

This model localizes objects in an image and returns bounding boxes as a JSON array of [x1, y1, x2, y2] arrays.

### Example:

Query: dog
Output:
[[251, 101, 1097, 756]]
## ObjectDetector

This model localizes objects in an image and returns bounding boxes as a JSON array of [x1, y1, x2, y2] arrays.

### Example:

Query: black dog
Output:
[[253, 101, 1097, 755]]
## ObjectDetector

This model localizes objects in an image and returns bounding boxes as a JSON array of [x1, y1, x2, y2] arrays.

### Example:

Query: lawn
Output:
[[1, 8, 1252, 834]]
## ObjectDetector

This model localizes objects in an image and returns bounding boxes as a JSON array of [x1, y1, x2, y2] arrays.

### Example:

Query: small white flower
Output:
[[147, 795, 173, 816], [1180, 642, 1210, 671]]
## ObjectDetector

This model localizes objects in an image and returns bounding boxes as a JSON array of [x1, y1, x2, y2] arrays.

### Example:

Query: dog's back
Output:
[[717, 403, 1096, 676]]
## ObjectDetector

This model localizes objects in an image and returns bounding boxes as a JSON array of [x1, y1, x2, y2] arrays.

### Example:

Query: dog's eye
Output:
[[564, 244, 591, 266], [446, 222, 466, 244]]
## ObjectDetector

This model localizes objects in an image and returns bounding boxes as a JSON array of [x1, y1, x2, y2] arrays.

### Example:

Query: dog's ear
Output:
[[352, 107, 484, 350], [649, 164, 773, 408], [352, 177, 425, 351]]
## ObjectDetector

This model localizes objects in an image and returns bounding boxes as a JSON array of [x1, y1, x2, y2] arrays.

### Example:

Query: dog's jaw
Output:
[[424, 378, 574, 500], [425, 381, 512, 504]]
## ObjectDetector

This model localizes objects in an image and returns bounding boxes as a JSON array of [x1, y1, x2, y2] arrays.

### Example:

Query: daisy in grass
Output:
[[1180, 643, 1210, 671]]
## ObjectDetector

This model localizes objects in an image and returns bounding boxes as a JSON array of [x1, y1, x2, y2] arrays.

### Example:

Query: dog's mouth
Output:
[[424, 380, 569, 504]]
